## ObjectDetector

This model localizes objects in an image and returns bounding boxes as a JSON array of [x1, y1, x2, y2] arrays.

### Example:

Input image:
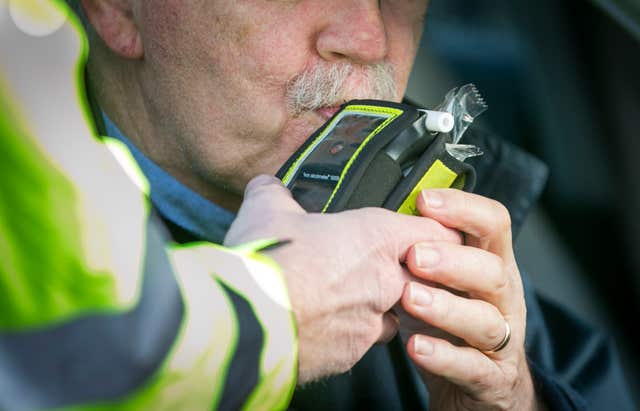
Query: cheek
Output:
[[389, 38, 421, 96], [238, 19, 309, 94], [382, 3, 426, 93], [229, 22, 312, 136]]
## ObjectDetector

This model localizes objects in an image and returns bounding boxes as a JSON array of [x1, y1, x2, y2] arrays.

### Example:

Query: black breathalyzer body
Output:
[[276, 100, 476, 214]]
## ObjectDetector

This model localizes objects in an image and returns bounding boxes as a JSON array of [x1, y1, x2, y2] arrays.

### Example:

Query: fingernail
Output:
[[422, 191, 443, 208], [415, 244, 440, 268], [414, 335, 434, 356], [410, 283, 432, 307]]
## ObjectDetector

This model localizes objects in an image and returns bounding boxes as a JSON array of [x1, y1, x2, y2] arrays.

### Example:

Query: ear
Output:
[[80, 0, 143, 59]]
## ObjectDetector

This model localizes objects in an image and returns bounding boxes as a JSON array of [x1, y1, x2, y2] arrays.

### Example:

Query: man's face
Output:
[[134, 0, 428, 197]]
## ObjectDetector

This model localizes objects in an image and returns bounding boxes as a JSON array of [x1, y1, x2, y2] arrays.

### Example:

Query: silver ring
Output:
[[485, 321, 511, 354]]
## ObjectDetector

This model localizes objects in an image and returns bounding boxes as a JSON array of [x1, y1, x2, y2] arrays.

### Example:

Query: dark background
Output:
[[406, 0, 640, 406]]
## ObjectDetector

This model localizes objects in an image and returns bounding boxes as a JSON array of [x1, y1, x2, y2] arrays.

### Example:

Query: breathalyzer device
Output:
[[276, 100, 477, 214]]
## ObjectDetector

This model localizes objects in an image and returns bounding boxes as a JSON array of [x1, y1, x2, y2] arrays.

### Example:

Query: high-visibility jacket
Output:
[[0, 2, 297, 410]]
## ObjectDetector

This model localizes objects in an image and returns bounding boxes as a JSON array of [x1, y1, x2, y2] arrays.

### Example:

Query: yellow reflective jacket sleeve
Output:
[[0, 1, 297, 410]]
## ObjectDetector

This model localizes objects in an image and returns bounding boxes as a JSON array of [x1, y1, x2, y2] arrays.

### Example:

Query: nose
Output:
[[316, 1, 388, 65]]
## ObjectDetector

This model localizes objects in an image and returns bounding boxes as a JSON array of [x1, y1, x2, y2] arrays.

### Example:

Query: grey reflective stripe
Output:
[[0, 213, 184, 411]]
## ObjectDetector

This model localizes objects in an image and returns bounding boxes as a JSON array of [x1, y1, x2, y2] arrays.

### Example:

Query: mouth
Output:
[[314, 106, 342, 121]]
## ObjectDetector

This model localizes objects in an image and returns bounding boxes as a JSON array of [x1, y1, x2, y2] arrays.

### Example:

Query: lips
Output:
[[315, 106, 341, 120]]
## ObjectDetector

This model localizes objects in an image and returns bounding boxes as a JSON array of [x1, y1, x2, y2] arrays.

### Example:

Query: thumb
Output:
[[242, 174, 304, 215], [225, 175, 304, 246]]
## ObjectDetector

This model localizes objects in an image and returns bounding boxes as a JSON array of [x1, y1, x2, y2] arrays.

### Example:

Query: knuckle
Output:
[[492, 200, 512, 232], [420, 217, 443, 237], [504, 365, 519, 386], [374, 288, 390, 313], [366, 313, 382, 342], [486, 313, 506, 346], [373, 268, 400, 313], [246, 179, 279, 199], [486, 254, 508, 292], [360, 209, 399, 252], [337, 350, 357, 374], [467, 363, 492, 390]]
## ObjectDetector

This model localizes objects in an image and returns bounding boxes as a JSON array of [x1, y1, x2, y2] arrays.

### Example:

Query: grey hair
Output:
[[285, 62, 397, 115]]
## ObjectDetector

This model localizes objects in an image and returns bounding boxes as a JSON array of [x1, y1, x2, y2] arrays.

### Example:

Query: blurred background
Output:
[[406, 0, 640, 406]]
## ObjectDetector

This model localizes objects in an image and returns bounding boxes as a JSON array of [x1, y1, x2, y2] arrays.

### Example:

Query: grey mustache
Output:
[[285, 62, 397, 115]]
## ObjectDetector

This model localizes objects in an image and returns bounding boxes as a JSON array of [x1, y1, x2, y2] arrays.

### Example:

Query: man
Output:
[[0, 0, 633, 410]]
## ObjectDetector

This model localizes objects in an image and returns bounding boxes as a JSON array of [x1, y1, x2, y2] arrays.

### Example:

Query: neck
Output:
[[87, 50, 243, 213]]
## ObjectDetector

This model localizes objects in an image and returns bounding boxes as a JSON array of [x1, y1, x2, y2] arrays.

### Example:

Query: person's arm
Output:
[[0, 82, 297, 411], [0, 6, 297, 408]]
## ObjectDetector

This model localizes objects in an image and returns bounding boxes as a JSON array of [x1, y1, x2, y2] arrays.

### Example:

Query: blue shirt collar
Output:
[[102, 113, 235, 244]]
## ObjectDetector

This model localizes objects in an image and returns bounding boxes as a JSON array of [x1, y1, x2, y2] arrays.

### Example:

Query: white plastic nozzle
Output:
[[422, 110, 454, 133]]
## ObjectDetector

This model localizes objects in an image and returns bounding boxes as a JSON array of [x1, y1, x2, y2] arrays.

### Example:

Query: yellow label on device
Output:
[[397, 160, 458, 215]]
